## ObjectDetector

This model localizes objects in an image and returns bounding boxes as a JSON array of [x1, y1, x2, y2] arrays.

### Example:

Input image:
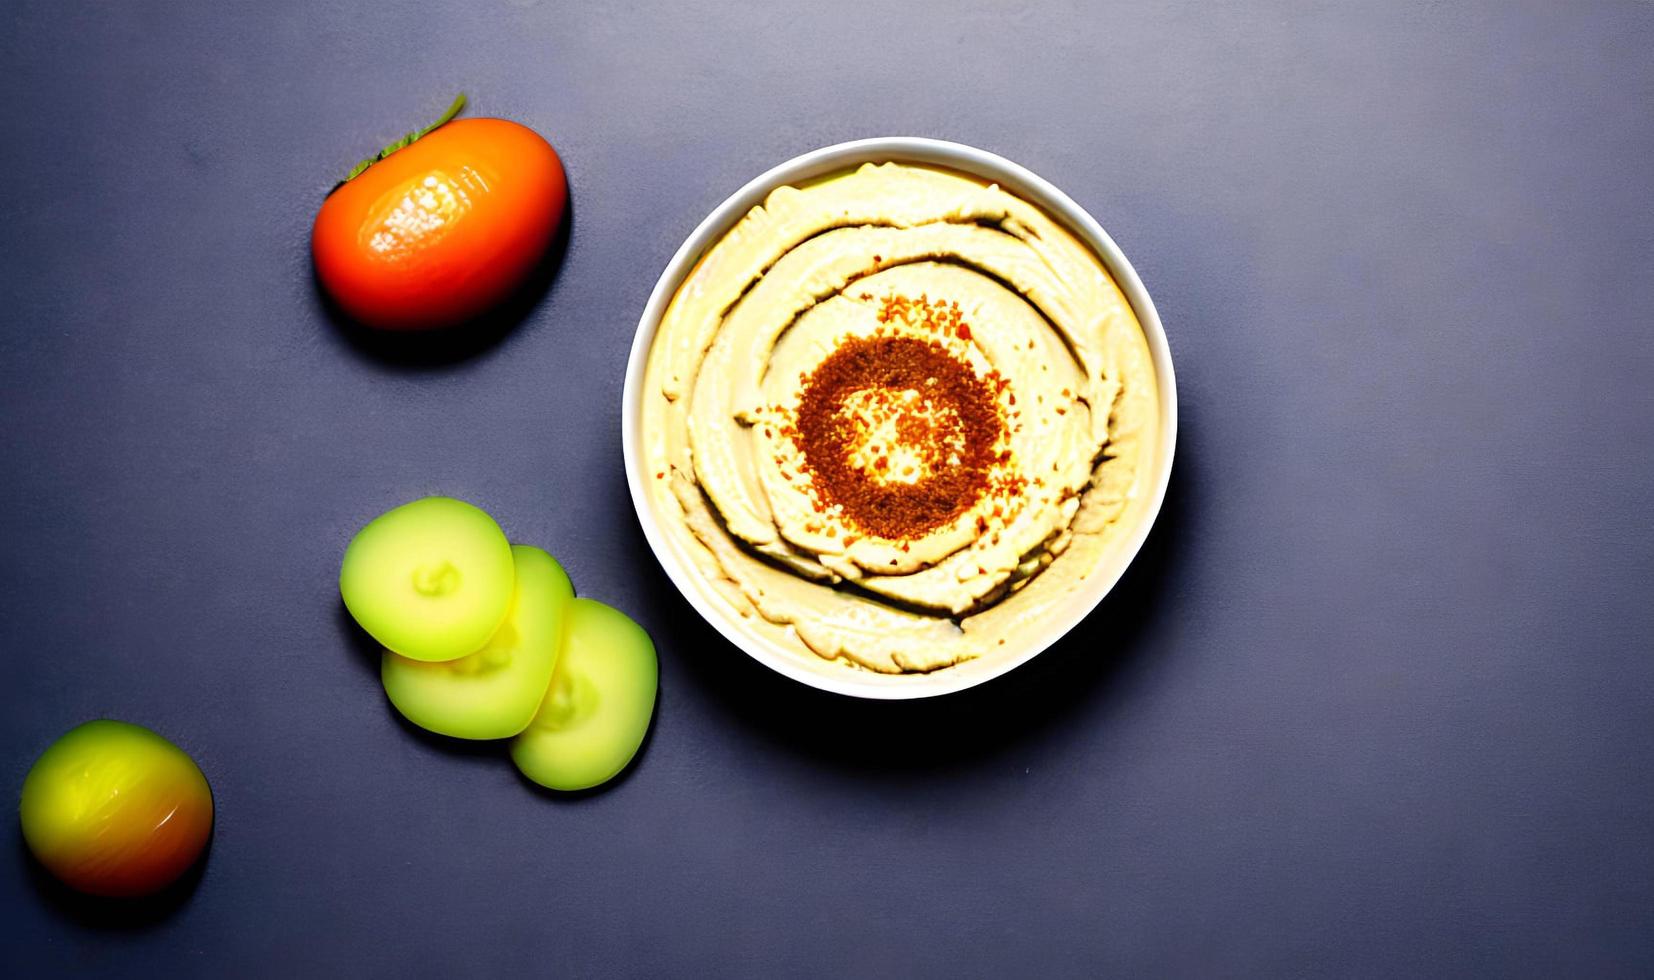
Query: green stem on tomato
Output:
[[331, 93, 467, 193]]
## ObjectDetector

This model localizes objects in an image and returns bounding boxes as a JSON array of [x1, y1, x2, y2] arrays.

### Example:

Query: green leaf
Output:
[[330, 93, 468, 195]]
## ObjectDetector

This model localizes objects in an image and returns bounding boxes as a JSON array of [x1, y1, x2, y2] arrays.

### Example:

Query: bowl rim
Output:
[[621, 136, 1178, 700]]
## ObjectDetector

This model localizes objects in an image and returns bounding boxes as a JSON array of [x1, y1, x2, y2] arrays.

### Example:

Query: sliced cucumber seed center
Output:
[[411, 561, 461, 597], [538, 671, 600, 731], [448, 624, 517, 676]]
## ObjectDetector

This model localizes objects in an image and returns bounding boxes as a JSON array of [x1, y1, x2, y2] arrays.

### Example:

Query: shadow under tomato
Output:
[[636, 442, 1192, 777], [18, 828, 212, 931], [315, 191, 574, 369]]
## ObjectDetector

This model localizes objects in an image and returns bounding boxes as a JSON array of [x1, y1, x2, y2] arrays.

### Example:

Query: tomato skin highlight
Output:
[[312, 117, 567, 331]]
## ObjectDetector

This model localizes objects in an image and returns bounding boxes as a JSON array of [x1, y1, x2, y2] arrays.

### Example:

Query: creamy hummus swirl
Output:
[[641, 162, 1160, 673]]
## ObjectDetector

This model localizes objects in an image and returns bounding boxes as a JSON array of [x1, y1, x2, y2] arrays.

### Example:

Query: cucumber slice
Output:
[[511, 599, 658, 791], [340, 496, 514, 662], [381, 545, 573, 740]]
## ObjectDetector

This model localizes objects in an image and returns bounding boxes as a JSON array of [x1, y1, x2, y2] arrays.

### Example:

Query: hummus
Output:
[[640, 162, 1160, 674]]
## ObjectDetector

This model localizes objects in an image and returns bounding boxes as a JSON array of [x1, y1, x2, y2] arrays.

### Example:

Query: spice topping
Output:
[[784, 294, 1016, 541]]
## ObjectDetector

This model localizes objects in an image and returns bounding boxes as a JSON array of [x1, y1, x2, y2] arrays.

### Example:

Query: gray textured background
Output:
[[3, 1, 1652, 976]]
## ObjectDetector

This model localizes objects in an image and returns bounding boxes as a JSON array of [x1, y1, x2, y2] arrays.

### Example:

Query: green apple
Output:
[[20, 720, 214, 897]]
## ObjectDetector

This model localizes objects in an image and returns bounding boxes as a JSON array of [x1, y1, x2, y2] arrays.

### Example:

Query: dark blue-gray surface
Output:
[[3, 1, 1651, 976]]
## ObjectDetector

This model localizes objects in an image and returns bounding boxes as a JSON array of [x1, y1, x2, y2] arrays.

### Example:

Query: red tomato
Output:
[[312, 117, 567, 331]]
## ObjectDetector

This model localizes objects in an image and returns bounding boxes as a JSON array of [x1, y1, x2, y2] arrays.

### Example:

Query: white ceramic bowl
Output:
[[622, 137, 1177, 699]]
